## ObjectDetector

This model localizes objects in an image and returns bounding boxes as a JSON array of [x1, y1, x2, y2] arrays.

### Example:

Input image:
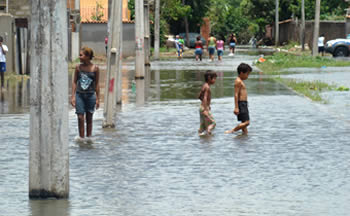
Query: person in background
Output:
[[105, 35, 108, 56], [207, 33, 217, 61], [228, 33, 237, 56], [216, 36, 225, 61], [318, 34, 325, 56], [194, 35, 204, 61], [0, 36, 8, 91], [175, 35, 182, 59]]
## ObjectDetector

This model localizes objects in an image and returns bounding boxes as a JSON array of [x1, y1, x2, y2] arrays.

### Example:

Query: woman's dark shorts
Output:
[[208, 46, 216, 55], [237, 101, 249, 122], [75, 92, 96, 114], [195, 48, 203, 55]]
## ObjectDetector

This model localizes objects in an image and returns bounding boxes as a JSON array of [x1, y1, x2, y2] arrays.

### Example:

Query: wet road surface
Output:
[[1, 52, 350, 216]]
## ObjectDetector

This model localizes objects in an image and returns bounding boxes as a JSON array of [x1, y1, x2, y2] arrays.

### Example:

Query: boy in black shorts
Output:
[[225, 63, 252, 135]]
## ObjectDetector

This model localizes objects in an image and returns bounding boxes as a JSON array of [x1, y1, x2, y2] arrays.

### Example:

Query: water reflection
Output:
[[30, 199, 70, 216], [0, 68, 293, 114], [0, 77, 30, 114]]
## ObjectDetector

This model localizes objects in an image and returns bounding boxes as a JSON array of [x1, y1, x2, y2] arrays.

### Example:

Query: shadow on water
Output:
[[30, 200, 70, 216]]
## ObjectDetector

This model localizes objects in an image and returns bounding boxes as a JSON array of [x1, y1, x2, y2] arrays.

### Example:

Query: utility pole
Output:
[[6, 0, 8, 13], [275, 0, 279, 46], [301, 0, 305, 51], [74, 0, 80, 32], [103, 0, 123, 128], [135, 0, 145, 79], [154, 0, 160, 60], [144, 0, 150, 66], [312, 0, 321, 56], [71, 0, 81, 61], [29, 0, 69, 199], [182, 0, 190, 47]]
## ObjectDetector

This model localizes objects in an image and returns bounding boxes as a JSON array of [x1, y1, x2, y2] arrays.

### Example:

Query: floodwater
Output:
[[1, 51, 350, 216]]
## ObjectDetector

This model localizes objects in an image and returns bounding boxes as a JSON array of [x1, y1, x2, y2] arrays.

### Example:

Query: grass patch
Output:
[[151, 47, 177, 53], [275, 77, 336, 103], [256, 52, 350, 75], [5, 73, 30, 81], [255, 52, 350, 102]]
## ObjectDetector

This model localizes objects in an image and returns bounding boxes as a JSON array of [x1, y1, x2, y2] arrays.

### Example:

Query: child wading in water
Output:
[[71, 47, 100, 143], [225, 63, 252, 135], [198, 71, 217, 136]]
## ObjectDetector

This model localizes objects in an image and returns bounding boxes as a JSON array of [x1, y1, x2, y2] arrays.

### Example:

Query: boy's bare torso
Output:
[[199, 83, 211, 109], [235, 77, 247, 101]]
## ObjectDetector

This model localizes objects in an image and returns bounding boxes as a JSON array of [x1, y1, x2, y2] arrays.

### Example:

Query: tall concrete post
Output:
[[135, 0, 145, 79], [103, 0, 123, 128], [154, 0, 160, 60], [312, 0, 321, 56], [74, 0, 80, 32], [144, 0, 150, 66], [29, 0, 69, 199], [301, 0, 305, 51], [71, 0, 81, 61], [275, 0, 279, 46]]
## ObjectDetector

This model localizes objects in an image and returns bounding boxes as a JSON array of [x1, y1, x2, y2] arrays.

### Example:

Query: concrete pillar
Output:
[[29, 0, 69, 199], [275, 0, 279, 46], [154, 0, 160, 60], [103, 0, 123, 128], [301, 0, 305, 50], [135, 0, 145, 79], [136, 79, 145, 105], [71, 32, 80, 61], [71, 0, 80, 61], [312, 0, 321, 56], [144, 0, 150, 66]]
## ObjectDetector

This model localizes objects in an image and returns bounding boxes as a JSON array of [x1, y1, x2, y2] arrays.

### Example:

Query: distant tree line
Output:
[[128, 0, 349, 45]]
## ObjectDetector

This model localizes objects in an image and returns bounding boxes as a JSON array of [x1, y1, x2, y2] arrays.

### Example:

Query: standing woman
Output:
[[228, 33, 237, 56], [194, 35, 204, 61], [216, 36, 225, 61], [71, 47, 100, 143], [207, 33, 217, 61]]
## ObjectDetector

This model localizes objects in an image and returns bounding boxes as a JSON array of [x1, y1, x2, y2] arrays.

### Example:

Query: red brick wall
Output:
[[201, 17, 210, 41]]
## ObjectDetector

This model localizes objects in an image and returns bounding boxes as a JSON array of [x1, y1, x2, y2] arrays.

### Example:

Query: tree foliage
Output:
[[127, 0, 350, 46], [90, 1, 104, 21]]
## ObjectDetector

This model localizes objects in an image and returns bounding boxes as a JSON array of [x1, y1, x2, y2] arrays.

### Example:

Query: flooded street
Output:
[[1, 52, 350, 216]]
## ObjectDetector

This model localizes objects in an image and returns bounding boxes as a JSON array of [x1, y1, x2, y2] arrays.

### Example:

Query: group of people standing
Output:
[[176, 33, 237, 61]]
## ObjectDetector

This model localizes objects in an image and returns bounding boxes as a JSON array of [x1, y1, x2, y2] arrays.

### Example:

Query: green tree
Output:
[[90, 1, 104, 21]]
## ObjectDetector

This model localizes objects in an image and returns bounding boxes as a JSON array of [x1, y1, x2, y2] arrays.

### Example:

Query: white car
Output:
[[325, 38, 350, 57]]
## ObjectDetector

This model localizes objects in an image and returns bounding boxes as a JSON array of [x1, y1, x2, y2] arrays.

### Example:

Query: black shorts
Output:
[[237, 101, 249, 122], [318, 46, 324, 53]]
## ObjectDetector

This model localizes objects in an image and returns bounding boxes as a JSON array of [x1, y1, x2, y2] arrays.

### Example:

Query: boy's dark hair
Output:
[[196, 35, 201, 41], [204, 70, 217, 82], [237, 63, 252, 74]]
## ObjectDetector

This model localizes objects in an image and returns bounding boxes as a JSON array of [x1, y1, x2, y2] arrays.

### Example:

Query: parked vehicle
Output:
[[325, 38, 350, 57], [179, 33, 206, 48]]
